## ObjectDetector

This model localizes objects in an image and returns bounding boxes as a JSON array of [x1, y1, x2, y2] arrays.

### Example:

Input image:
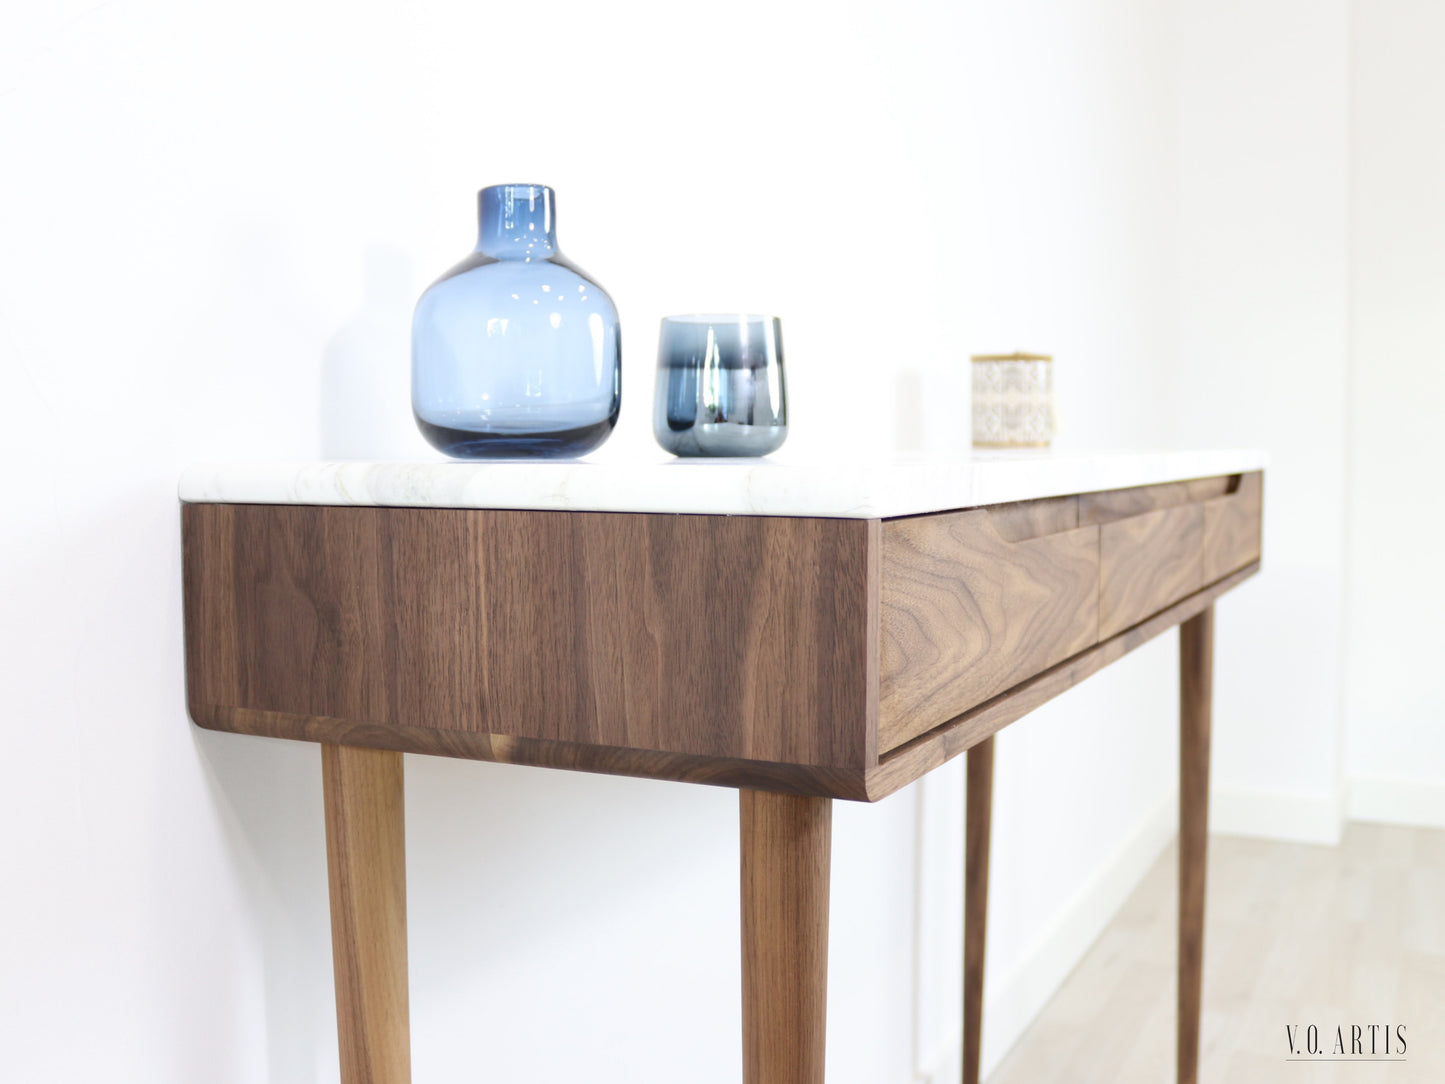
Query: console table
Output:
[[180, 451, 1264, 1084]]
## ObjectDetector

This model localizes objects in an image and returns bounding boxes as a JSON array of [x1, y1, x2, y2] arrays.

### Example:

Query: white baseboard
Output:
[[915, 789, 1177, 1083], [1208, 784, 1344, 845], [1348, 775, 1445, 829]]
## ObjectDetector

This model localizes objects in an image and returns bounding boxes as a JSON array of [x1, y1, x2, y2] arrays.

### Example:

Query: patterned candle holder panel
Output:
[[971, 353, 1054, 448]]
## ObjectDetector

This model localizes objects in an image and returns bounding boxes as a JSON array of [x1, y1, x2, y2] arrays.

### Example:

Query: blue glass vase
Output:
[[412, 184, 621, 458]]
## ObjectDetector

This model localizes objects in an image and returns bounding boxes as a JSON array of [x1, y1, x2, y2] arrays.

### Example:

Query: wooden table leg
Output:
[[963, 736, 995, 1084], [1178, 607, 1213, 1084], [322, 745, 411, 1084], [741, 789, 832, 1084]]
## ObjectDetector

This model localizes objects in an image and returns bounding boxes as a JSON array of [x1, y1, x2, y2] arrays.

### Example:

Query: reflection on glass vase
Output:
[[411, 184, 621, 458]]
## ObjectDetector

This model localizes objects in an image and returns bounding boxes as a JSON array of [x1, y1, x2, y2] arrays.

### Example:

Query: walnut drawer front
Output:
[[877, 473, 1262, 754], [1096, 503, 1205, 639], [878, 503, 1100, 753], [1202, 472, 1263, 582], [1090, 472, 1262, 639]]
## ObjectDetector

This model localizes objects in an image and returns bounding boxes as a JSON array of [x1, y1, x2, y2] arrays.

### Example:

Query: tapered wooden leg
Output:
[[322, 745, 411, 1084], [1178, 607, 1213, 1084], [963, 736, 995, 1084], [741, 789, 832, 1084]]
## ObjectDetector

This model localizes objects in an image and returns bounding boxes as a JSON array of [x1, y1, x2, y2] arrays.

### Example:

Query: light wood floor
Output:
[[986, 823, 1445, 1083]]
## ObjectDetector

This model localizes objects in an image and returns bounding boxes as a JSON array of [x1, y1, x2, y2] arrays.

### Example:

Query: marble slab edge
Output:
[[178, 450, 1268, 519]]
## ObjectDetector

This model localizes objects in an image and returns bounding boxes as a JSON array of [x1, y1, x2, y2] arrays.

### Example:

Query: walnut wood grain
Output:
[[864, 561, 1259, 801], [182, 472, 1261, 801], [963, 737, 994, 1084], [195, 706, 875, 799], [1079, 475, 1234, 526], [878, 510, 1099, 753], [1096, 472, 1262, 639], [983, 495, 1080, 542], [183, 504, 875, 770], [323, 745, 410, 1084], [741, 790, 831, 1084], [1203, 471, 1263, 583], [1178, 607, 1213, 1084], [1098, 503, 1205, 640], [200, 562, 1256, 805]]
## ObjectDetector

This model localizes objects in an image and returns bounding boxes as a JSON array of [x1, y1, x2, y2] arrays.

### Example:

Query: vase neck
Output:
[[476, 184, 558, 260]]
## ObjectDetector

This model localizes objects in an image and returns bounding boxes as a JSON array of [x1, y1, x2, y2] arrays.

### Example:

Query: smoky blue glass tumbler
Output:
[[653, 315, 787, 457], [411, 184, 621, 458]]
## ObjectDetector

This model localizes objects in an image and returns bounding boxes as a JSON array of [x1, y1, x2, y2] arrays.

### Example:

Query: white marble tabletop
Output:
[[178, 449, 1266, 519]]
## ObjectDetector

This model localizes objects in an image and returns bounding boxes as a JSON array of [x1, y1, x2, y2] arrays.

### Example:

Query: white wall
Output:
[[13, 1, 1428, 1082], [1172, 0, 1353, 844], [0, 2, 926, 1079], [1344, 0, 1445, 828], [1167, 0, 1445, 842], [0, 1, 1190, 1081]]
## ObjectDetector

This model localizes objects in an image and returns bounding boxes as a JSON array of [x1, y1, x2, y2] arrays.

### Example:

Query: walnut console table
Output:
[[180, 451, 1264, 1084]]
